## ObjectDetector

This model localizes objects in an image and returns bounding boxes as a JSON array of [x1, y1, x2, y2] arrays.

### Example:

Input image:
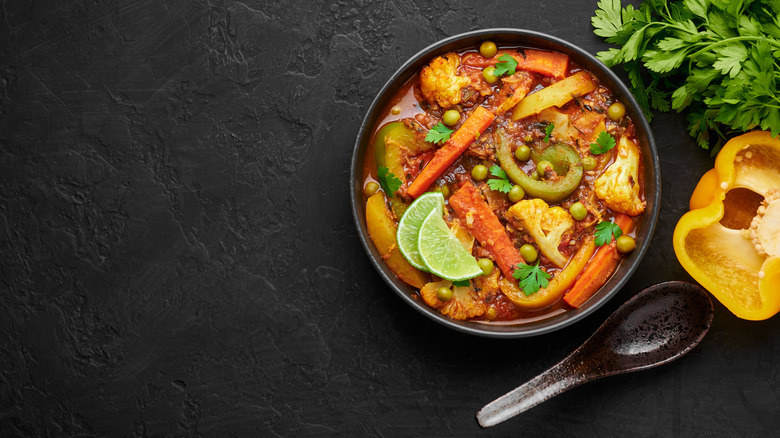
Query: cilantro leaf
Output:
[[377, 166, 402, 196], [594, 220, 623, 246], [493, 53, 518, 77], [656, 37, 686, 52], [592, 0, 627, 40], [683, 0, 708, 19], [671, 84, 693, 111], [644, 48, 688, 73], [614, 27, 645, 64], [542, 123, 555, 142], [712, 43, 748, 77], [490, 164, 508, 179], [685, 68, 721, 93], [486, 164, 513, 193], [596, 47, 623, 66], [589, 131, 616, 154], [648, 84, 670, 112], [425, 123, 454, 144], [512, 262, 551, 296], [452, 279, 470, 287]]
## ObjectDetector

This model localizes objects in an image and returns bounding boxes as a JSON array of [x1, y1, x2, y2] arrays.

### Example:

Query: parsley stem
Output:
[[688, 36, 780, 60]]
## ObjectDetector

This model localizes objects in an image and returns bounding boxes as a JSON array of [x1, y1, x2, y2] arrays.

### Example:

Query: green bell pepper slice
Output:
[[495, 129, 583, 203], [374, 121, 433, 217]]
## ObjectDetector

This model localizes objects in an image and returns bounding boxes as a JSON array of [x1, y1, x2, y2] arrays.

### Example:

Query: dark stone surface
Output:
[[1, 0, 779, 436]]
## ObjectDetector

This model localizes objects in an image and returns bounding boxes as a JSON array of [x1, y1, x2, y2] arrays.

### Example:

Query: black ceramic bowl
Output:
[[350, 29, 660, 338]]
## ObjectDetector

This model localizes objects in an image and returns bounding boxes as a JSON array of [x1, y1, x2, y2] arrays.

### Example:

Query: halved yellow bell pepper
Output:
[[673, 131, 780, 320]]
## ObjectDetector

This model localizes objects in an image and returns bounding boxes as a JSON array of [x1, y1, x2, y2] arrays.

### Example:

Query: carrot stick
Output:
[[564, 214, 635, 308], [407, 106, 495, 199], [461, 50, 569, 79], [515, 50, 569, 79], [448, 181, 523, 278], [563, 244, 620, 308]]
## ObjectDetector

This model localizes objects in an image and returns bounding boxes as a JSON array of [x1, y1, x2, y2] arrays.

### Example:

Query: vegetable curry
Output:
[[362, 41, 646, 323]]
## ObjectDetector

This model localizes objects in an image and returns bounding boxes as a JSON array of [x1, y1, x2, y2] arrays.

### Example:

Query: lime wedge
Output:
[[397, 192, 445, 270], [418, 208, 483, 282]]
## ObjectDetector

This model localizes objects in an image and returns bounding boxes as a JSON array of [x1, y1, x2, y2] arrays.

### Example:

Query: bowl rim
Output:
[[350, 28, 661, 338]]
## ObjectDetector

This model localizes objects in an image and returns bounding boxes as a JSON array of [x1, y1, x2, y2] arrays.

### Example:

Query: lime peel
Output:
[[418, 208, 483, 282], [397, 192, 445, 270]]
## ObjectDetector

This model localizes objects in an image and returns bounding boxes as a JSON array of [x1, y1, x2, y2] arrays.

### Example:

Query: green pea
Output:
[[478, 258, 494, 276], [482, 67, 498, 84], [537, 160, 553, 176], [608, 102, 626, 121], [471, 164, 489, 181], [485, 306, 498, 320], [520, 244, 538, 263], [569, 202, 588, 221], [364, 181, 379, 196], [436, 184, 450, 198], [437, 286, 453, 302], [391, 106, 401, 115], [531, 171, 540, 180], [582, 156, 597, 171], [442, 109, 460, 126], [514, 145, 531, 161], [508, 185, 525, 203], [616, 235, 636, 253], [480, 40, 498, 58]]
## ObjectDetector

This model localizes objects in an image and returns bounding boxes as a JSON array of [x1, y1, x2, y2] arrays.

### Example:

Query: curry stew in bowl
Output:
[[355, 31, 657, 333]]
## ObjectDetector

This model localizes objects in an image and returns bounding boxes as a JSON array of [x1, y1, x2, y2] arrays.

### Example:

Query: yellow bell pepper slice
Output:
[[498, 235, 596, 311], [366, 192, 428, 289], [673, 131, 780, 320]]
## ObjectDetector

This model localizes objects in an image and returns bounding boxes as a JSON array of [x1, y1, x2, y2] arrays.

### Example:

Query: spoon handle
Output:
[[476, 355, 591, 428]]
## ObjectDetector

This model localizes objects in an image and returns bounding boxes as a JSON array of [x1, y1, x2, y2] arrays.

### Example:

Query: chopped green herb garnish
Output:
[[591, 0, 780, 152], [513, 261, 551, 296], [486, 164, 513, 193], [377, 166, 402, 196], [543, 123, 555, 142], [589, 130, 616, 154], [425, 123, 454, 144], [493, 53, 518, 77], [594, 220, 623, 246]]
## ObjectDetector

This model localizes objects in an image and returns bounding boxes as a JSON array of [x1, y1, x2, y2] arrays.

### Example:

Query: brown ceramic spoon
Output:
[[476, 281, 713, 428]]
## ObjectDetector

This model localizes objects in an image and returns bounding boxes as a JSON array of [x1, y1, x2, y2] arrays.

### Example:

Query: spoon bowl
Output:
[[476, 281, 713, 428]]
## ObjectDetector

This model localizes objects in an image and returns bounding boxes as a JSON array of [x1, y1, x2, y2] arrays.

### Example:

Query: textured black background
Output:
[[2, 0, 780, 436]]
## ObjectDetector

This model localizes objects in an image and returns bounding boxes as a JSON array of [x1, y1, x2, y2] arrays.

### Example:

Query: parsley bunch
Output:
[[592, 0, 780, 152]]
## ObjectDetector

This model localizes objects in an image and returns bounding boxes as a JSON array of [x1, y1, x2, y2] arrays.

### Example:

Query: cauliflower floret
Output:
[[420, 280, 486, 320], [419, 53, 473, 109], [507, 198, 574, 268], [748, 188, 780, 257], [594, 136, 646, 216], [474, 269, 500, 301]]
